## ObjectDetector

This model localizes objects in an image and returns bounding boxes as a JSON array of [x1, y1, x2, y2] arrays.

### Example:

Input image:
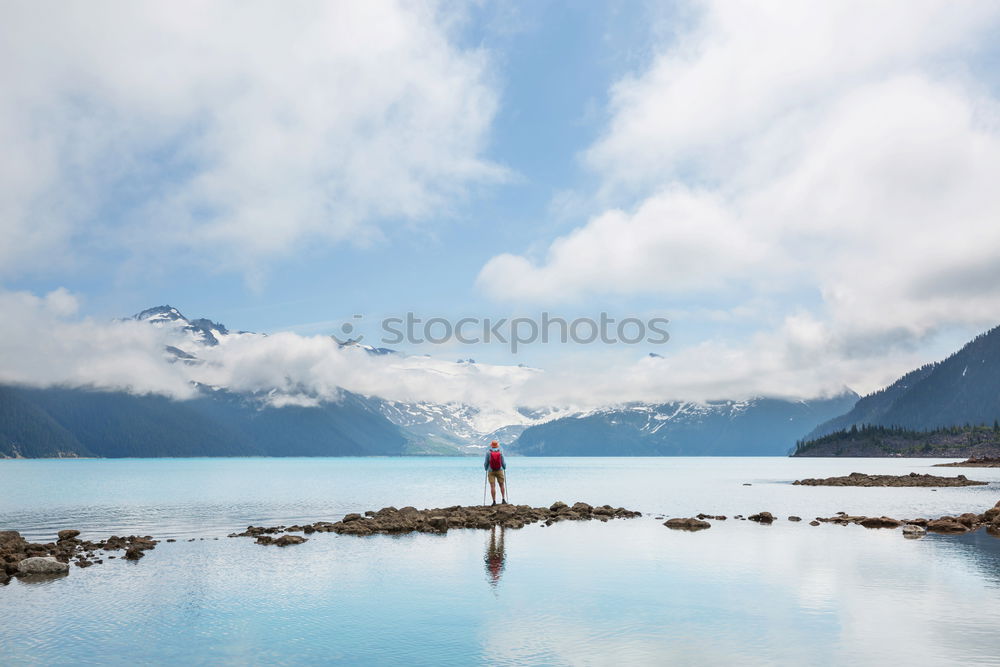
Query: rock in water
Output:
[[925, 518, 969, 533], [18, 557, 70, 575], [0, 530, 27, 552], [664, 518, 711, 531], [859, 516, 902, 529], [748, 512, 775, 524], [902, 525, 926, 539], [255, 534, 309, 546]]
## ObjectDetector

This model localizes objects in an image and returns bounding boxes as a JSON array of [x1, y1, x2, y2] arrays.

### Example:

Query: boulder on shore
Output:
[[17, 557, 70, 575]]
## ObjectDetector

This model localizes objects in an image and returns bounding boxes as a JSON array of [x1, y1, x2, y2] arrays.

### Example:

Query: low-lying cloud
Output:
[[0, 288, 937, 414]]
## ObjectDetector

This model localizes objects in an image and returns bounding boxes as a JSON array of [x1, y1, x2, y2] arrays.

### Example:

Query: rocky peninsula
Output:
[[229, 502, 643, 545], [792, 471, 986, 487], [935, 457, 1000, 468]]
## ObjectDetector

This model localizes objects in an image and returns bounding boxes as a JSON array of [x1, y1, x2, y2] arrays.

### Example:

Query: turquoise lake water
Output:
[[2, 457, 1000, 666]]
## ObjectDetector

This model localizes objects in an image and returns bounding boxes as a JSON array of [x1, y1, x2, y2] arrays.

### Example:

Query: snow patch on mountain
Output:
[[134, 305, 247, 351]]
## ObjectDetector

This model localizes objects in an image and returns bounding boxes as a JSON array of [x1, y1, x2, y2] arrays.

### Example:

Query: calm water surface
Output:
[[2, 457, 999, 666]]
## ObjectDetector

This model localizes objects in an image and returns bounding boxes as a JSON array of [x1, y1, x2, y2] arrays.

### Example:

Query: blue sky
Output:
[[3, 1, 1000, 403], [8, 3, 666, 323]]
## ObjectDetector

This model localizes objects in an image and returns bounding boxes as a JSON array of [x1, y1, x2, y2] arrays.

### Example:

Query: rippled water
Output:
[[2, 457, 1000, 666]]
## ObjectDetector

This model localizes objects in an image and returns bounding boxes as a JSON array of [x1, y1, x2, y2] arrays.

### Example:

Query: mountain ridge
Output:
[[806, 325, 1000, 440], [0, 304, 882, 458], [513, 393, 860, 456]]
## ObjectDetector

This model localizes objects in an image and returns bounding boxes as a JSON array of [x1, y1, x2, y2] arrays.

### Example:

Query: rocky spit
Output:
[[792, 472, 987, 487], [1, 530, 158, 585], [229, 502, 644, 545], [663, 499, 1000, 538], [935, 457, 1000, 468], [808, 504, 1000, 536]]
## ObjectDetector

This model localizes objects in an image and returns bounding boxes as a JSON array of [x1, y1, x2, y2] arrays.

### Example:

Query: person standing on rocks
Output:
[[484, 440, 508, 505]]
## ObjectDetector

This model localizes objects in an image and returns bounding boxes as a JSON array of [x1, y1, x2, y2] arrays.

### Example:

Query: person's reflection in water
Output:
[[484, 525, 506, 588]]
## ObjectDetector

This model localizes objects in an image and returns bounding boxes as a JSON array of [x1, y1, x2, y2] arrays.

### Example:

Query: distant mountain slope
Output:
[[0, 386, 90, 458], [514, 393, 859, 456], [806, 325, 1000, 439], [0, 385, 408, 458]]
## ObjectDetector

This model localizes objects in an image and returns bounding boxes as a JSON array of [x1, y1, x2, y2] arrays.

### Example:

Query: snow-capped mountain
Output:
[[376, 400, 568, 454], [513, 393, 860, 456], [130, 305, 558, 454], [121, 305, 863, 457], [134, 305, 235, 347]]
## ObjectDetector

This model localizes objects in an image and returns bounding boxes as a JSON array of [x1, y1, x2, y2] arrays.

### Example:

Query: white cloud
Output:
[[477, 1, 1000, 397], [479, 186, 770, 301], [0, 1, 502, 275], [0, 289, 558, 410], [585, 0, 999, 193], [0, 288, 196, 397], [0, 285, 921, 415]]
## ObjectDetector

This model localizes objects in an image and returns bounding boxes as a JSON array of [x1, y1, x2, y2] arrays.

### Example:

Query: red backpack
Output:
[[489, 449, 503, 470]]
